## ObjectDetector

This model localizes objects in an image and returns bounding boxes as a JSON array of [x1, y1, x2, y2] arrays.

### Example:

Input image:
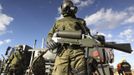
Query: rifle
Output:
[[52, 31, 133, 53]]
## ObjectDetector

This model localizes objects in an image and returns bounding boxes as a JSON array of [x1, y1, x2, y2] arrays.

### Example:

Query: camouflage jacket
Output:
[[47, 16, 90, 43]]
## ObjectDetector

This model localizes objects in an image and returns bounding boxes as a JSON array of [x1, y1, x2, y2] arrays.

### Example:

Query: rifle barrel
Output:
[[104, 43, 133, 53]]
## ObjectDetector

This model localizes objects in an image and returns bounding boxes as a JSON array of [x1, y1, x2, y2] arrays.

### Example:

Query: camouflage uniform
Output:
[[4, 50, 24, 75], [3, 45, 32, 75], [47, 16, 89, 75]]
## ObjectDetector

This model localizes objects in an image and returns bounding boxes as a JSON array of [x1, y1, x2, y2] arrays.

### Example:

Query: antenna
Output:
[[41, 38, 45, 48]]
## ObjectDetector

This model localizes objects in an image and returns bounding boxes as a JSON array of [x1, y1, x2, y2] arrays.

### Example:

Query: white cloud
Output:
[[96, 29, 134, 43], [107, 34, 112, 39], [55, 7, 63, 20], [120, 29, 133, 38], [124, 16, 134, 24], [0, 30, 13, 35], [0, 4, 13, 34], [119, 28, 134, 42], [84, 6, 134, 30], [5, 39, 11, 43], [71, 0, 95, 7], [85, 8, 127, 29], [58, 7, 61, 14], [125, 6, 134, 14], [56, 14, 63, 20], [0, 39, 11, 46]]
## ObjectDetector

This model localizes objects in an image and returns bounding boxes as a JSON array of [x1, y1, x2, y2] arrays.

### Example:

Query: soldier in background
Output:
[[46, 0, 91, 75], [8, 45, 24, 75], [3, 45, 32, 75], [120, 60, 132, 75]]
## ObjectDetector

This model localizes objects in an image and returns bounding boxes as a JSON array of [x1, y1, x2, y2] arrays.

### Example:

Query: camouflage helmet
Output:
[[61, 0, 78, 16]]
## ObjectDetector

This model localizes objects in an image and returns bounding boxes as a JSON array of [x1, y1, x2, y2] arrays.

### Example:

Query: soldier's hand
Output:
[[47, 40, 60, 50]]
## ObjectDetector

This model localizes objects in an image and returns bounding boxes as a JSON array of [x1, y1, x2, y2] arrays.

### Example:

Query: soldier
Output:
[[46, 0, 91, 75], [3, 45, 32, 75], [120, 60, 132, 75]]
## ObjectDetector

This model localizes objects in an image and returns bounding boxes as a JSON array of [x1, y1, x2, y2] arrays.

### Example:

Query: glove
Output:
[[47, 40, 59, 50]]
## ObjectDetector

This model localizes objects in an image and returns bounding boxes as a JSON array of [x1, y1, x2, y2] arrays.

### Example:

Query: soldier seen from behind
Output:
[[46, 0, 94, 75]]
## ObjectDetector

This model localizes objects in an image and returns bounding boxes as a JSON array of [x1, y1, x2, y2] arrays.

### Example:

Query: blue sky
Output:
[[0, 0, 134, 68]]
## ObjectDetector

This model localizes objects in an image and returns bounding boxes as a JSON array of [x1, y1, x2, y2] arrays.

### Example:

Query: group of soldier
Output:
[[0, 0, 133, 75]]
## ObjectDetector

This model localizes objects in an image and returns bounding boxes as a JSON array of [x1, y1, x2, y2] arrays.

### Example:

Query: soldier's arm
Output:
[[83, 20, 91, 34], [46, 23, 57, 43], [79, 19, 91, 35], [14, 51, 22, 60]]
